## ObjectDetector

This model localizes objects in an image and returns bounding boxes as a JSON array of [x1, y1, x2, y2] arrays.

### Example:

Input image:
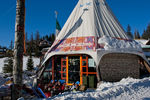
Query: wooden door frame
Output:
[[66, 55, 81, 85], [66, 54, 89, 85], [52, 55, 97, 86]]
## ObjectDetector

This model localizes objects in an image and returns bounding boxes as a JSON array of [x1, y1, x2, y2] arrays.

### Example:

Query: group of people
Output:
[[39, 80, 80, 97]]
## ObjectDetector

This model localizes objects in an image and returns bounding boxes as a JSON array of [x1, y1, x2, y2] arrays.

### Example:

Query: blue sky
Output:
[[0, 0, 150, 47]]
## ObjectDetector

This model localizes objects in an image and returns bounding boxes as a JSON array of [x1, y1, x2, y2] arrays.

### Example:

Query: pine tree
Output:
[[142, 30, 147, 39], [142, 24, 150, 39], [51, 33, 56, 44], [25, 32, 28, 42], [27, 54, 34, 71], [31, 33, 34, 51], [134, 30, 137, 39], [26, 33, 35, 55], [147, 24, 150, 32], [134, 30, 140, 39], [146, 24, 150, 39], [137, 31, 140, 39], [35, 31, 40, 57], [45, 35, 49, 41], [3, 57, 13, 75], [35, 31, 40, 44], [9, 40, 13, 50], [126, 24, 133, 39]]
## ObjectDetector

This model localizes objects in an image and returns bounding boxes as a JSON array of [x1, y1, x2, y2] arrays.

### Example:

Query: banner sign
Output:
[[51, 36, 96, 52]]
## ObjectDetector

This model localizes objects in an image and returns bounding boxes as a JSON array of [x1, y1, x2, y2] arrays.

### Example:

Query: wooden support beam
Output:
[[143, 61, 150, 73]]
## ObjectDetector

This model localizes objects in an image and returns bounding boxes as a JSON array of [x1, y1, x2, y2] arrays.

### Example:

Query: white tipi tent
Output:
[[40, 0, 150, 83]]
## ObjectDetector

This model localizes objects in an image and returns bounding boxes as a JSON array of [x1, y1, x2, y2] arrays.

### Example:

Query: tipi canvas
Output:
[[39, 0, 150, 84]]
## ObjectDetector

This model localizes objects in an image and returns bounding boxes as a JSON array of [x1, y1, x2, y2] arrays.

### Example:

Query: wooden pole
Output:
[[144, 61, 150, 73], [13, 0, 25, 99]]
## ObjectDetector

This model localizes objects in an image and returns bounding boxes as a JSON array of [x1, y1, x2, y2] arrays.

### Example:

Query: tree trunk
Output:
[[13, 0, 25, 99]]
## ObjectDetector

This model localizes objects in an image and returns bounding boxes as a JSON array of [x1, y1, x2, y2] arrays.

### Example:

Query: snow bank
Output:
[[49, 77, 150, 100], [98, 36, 142, 51], [0, 56, 40, 73], [0, 58, 6, 73], [135, 40, 149, 47]]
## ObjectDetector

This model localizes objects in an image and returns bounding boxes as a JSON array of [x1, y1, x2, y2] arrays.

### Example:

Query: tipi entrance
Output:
[[68, 56, 80, 85], [42, 55, 97, 88]]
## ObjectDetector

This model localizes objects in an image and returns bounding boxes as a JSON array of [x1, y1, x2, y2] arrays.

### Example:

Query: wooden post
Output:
[[143, 61, 150, 73], [13, 0, 25, 99]]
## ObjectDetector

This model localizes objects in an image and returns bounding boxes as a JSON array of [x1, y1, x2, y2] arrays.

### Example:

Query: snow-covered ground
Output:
[[0, 57, 6, 73], [1, 56, 150, 100], [0, 56, 40, 73], [47, 77, 150, 100]]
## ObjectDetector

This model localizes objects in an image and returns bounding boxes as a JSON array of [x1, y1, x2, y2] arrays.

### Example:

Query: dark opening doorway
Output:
[[68, 56, 80, 84]]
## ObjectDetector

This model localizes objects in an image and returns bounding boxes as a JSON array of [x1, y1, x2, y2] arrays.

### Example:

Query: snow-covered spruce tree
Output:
[[3, 57, 13, 75], [126, 24, 133, 39], [142, 24, 150, 39], [27, 54, 34, 71]]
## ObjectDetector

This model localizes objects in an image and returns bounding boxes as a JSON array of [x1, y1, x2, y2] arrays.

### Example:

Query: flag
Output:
[[55, 19, 61, 38]]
